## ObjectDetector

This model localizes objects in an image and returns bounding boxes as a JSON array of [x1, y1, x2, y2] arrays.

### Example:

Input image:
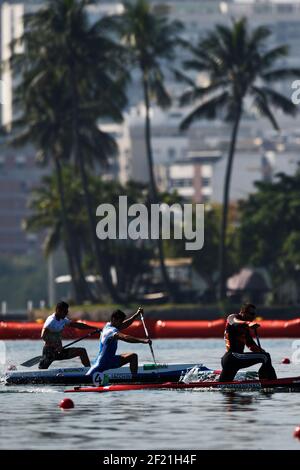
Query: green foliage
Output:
[[164, 204, 239, 300], [25, 168, 155, 300], [118, 0, 183, 108], [179, 18, 299, 129], [0, 252, 68, 310], [238, 171, 300, 288], [178, 17, 300, 299]]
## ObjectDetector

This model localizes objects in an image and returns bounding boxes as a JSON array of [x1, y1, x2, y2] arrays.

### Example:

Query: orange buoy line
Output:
[[1, 318, 300, 340]]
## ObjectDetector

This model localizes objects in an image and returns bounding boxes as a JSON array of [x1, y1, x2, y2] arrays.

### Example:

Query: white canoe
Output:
[[4, 363, 210, 386]]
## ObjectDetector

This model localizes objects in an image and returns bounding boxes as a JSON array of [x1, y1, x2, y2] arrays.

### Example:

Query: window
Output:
[[171, 178, 193, 188], [20, 181, 28, 192], [168, 148, 176, 160], [254, 5, 271, 14], [277, 5, 293, 14], [201, 177, 211, 188], [16, 156, 26, 167], [202, 194, 211, 203]]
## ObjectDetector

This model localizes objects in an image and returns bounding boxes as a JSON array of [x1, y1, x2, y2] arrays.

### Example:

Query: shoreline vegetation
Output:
[[28, 303, 300, 322]]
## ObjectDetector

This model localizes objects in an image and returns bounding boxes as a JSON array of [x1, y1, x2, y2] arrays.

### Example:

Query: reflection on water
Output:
[[1, 338, 300, 450], [222, 391, 258, 413]]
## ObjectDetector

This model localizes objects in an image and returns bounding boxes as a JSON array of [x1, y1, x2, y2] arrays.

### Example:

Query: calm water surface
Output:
[[1, 338, 300, 450]]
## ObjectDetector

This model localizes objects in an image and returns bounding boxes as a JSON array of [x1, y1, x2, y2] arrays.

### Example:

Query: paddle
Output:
[[250, 323, 263, 351], [140, 310, 157, 365], [254, 327, 262, 350], [20, 328, 101, 368]]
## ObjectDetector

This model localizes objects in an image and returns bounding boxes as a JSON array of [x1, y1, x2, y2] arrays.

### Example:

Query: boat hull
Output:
[[4, 363, 207, 386], [65, 376, 300, 393]]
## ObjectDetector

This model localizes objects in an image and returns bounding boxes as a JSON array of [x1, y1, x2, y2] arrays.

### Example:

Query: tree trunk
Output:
[[78, 153, 122, 303], [218, 108, 242, 301], [70, 74, 121, 303], [54, 158, 92, 303], [142, 74, 176, 302]]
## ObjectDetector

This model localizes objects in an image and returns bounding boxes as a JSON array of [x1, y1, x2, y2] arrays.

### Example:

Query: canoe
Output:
[[4, 362, 207, 386], [65, 376, 300, 393]]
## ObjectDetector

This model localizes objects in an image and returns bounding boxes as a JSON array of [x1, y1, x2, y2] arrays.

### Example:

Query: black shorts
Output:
[[38, 346, 70, 369]]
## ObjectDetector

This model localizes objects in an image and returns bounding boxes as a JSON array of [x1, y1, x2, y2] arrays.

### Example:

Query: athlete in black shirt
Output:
[[219, 303, 277, 382]]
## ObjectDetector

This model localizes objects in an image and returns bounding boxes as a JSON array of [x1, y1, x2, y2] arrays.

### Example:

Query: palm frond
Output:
[[251, 86, 280, 130], [179, 81, 227, 107], [172, 68, 196, 87], [262, 67, 300, 82], [180, 91, 229, 130], [258, 86, 297, 116]]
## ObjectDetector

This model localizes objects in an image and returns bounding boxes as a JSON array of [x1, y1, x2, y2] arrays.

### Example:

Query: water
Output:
[[1, 338, 300, 450]]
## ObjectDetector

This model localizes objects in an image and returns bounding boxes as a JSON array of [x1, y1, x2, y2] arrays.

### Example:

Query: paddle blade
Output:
[[21, 355, 42, 368]]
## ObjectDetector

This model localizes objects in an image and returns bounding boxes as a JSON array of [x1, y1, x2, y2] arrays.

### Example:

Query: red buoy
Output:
[[281, 357, 291, 364], [59, 398, 74, 409], [293, 426, 300, 439]]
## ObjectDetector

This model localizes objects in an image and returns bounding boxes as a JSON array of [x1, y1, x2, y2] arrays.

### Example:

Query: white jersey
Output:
[[43, 313, 71, 332]]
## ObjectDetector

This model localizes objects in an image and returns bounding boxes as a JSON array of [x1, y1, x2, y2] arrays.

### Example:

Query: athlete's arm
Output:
[[119, 307, 143, 331], [41, 327, 50, 341], [230, 315, 252, 327], [246, 330, 263, 352], [69, 321, 98, 330], [115, 332, 150, 344]]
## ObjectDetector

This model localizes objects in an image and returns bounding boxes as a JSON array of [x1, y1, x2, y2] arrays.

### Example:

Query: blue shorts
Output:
[[86, 354, 122, 375]]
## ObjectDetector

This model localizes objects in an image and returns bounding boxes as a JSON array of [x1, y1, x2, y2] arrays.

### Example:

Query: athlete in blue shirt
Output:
[[87, 307, 151, 377]]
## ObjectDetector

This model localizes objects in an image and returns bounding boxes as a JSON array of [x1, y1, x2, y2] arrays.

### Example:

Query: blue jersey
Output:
[[99, 322, 119, 358], [86, 322, 121, 375]]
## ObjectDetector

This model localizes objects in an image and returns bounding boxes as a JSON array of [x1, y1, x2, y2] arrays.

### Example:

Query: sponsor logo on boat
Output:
[[213, 383, 262, 390]]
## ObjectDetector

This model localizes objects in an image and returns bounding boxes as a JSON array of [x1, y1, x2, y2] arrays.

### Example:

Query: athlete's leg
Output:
[[38, 356, 52, 370], [219, 352, 239, 382], [119, 353, 138, 375], [257, 353, 277, 380], [59, 347, 91, 367], [38, 346, 54, 370], [219, 351, 274, 382], [228, 352, 277, 380], [86, 353, 102, 376]]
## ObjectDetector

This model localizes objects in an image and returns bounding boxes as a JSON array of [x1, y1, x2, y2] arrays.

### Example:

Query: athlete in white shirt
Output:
[[39, 301, 98, 369]]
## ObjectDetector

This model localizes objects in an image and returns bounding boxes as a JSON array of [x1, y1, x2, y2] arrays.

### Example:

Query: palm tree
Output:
[[178, 18, 300, 300], [25, 167, 94, 303], [9, 62, 92, 303], [117, 0, 183, 300], [9, 0, 128, 302]]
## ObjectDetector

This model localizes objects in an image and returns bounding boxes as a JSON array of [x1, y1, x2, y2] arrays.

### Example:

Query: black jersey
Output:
[[224, 314, 260, 353]]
